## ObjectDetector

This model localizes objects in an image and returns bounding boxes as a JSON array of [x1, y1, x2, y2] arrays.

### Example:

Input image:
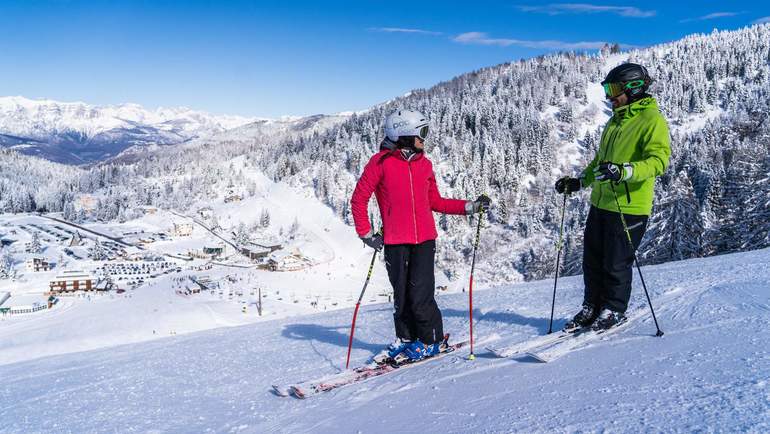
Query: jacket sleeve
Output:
[[581, 154, 599, 185], [350, 155, 383, 237], [580, 122, 607, 185], [629, 115, 671, 182], [428, 169, 468, 215]]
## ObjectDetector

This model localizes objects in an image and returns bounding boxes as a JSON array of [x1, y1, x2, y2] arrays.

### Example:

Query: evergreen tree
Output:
[[641, 171, 704, 263], [29, 232, 43, 254], [89, 239, 109, 261], [0, 247, 14, 279], [260, 209, 271, 228]]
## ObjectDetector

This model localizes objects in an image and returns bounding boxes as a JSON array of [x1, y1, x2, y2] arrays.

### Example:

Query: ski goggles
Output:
[[602, 79, 646, 98], [417, 125, 429, 140]]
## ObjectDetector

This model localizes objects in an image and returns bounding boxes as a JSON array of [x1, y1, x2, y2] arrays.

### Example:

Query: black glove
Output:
[[361, 233, 383, 251], [470, 194, 491, 213], [594, 162, 626, 182], [555, 177, 581, 194]]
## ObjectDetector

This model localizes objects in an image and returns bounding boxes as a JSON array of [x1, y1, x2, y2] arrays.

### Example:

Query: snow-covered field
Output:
[[1, 247, 767, 433]]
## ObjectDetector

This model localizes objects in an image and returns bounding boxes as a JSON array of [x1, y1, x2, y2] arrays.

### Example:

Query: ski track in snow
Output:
[[1, 249, 769, 433]]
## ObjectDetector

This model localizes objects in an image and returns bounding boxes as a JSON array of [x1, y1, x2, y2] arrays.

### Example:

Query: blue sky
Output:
[[0, 1, 768, 118]]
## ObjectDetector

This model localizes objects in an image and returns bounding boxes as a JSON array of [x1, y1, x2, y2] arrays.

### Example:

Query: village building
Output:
[[68, 231, 82, 247], [203, 246, 224, 258], [172, 222, 194, 237], [266, 249, 312, 272], [77, 195, 98, 212], [224, 193, 242, 203], [26, 257, 52, 272], [49, 270, 95, 293]]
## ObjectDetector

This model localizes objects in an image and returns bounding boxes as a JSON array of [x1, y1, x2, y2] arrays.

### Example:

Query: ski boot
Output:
[[391, 340, 442, 364], [591, 309, 627, 332], [563, 303, 598, 332], [372, 338, 411, 365]]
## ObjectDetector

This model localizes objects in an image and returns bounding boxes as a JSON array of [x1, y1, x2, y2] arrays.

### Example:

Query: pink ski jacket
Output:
[[351, 149, 468, 245]]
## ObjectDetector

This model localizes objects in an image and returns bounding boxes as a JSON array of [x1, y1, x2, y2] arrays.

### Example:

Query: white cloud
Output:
[[518, 3, 656, 18], [369, 27, 442, 36], [680, 11, 743, 23], [753, 16, 770, 24], [452, 31, 632, 50]]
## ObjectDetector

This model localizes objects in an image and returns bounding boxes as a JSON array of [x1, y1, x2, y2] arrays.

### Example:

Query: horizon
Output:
[[0, 1, 768, 118]]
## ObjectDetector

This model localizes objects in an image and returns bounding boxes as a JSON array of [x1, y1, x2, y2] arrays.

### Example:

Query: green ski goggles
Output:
[[603, 79, 646, 98]]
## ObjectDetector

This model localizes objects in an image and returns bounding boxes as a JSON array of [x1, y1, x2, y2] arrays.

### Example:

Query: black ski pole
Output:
[[547, 192, 569, 334], [467, 209, 484, 360], [610, 183, 664, 337]]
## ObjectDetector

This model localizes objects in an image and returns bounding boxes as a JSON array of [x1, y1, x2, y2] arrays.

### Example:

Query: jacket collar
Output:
[[612, 96, 657, 122], [382, 147, 424, 162]]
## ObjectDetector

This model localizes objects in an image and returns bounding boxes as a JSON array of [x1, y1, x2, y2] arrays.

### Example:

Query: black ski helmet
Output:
[[601, 63, 653, 100]]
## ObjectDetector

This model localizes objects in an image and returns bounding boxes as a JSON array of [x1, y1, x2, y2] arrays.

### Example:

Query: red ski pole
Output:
[[468, 210, 484, 360], [345, 239, 380, 370]]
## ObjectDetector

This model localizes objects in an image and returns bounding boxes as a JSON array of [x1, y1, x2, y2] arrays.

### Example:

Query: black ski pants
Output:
[[583, 206, 648, 313], [384, 239, 443, 345]]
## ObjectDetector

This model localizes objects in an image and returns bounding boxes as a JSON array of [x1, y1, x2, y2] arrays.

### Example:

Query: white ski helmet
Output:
[[384, 109, 429, 142]]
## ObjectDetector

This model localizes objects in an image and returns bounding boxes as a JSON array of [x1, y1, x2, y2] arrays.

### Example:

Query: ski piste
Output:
[[273, 335, 486, 399]]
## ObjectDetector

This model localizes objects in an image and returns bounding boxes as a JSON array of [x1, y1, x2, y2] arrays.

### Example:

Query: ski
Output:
[[271, 384, 290, 397], [277, 335, 475, 399], [526, 309, 645, 363], [485, 327, 584, 358]]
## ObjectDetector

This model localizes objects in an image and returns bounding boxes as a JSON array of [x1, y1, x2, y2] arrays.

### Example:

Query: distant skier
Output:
[[351, 109, 490, 361], [555, 63, 671, 331]]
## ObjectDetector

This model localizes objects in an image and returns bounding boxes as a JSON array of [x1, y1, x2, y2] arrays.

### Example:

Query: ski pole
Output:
[[547, 192, 569, 334], [468, 209, 484, 360], [345, 232, 381, 369], [610, 183, 664, 337]]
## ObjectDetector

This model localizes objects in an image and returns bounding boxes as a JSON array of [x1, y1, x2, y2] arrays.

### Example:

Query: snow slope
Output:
[[1, 248, 768, 433]]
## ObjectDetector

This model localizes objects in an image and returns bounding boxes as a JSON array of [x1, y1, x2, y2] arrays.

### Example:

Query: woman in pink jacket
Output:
[[350, 109, 490, 361]]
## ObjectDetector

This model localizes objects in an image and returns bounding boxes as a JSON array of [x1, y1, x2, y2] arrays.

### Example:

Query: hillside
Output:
[[1, 247, 767, 432]]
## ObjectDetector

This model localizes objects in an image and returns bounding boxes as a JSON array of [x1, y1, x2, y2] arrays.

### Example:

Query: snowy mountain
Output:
[[1, 246, 767, 432], [107, 112, 351, 164], [0, 96, 257, 163], [1, 24, 769, 284]]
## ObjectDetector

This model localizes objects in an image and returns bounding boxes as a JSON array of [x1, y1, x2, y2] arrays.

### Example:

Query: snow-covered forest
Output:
[[1, 24, 768, 282]]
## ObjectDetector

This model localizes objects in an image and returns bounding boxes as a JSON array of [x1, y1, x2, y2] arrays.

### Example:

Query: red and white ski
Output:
[[273, 335, 471, 399]]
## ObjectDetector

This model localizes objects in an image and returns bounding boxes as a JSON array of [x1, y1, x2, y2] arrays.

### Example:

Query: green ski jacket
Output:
[[581, 96, 671, 216]]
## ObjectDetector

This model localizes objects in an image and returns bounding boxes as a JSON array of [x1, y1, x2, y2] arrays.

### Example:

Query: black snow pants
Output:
[[583, 206, 648, 313], [384, 239, 443, 345]]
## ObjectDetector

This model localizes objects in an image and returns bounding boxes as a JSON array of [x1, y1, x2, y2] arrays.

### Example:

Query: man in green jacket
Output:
[[555, 63, 671, 331]]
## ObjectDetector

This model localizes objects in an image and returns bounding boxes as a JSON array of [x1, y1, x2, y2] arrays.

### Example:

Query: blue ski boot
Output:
[[402, 340, 442, 362], [372, 338, 411, 365], [387, 338, 411, 358]]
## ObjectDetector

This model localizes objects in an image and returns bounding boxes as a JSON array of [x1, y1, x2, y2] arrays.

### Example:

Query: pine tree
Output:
[[89, 239, 109, 261], [0, 247, 14, 279], [641, 171, 704, 263], [234, 223, 250, 246], [260, 209, 271, 228], [29, 232, 43, 254]]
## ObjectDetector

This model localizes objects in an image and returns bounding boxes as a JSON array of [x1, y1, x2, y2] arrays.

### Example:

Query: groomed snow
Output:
[[1, 247, 767, 433]]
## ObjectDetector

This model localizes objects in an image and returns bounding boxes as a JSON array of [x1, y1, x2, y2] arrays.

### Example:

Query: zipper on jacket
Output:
[[407, 159, 418, 243]]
